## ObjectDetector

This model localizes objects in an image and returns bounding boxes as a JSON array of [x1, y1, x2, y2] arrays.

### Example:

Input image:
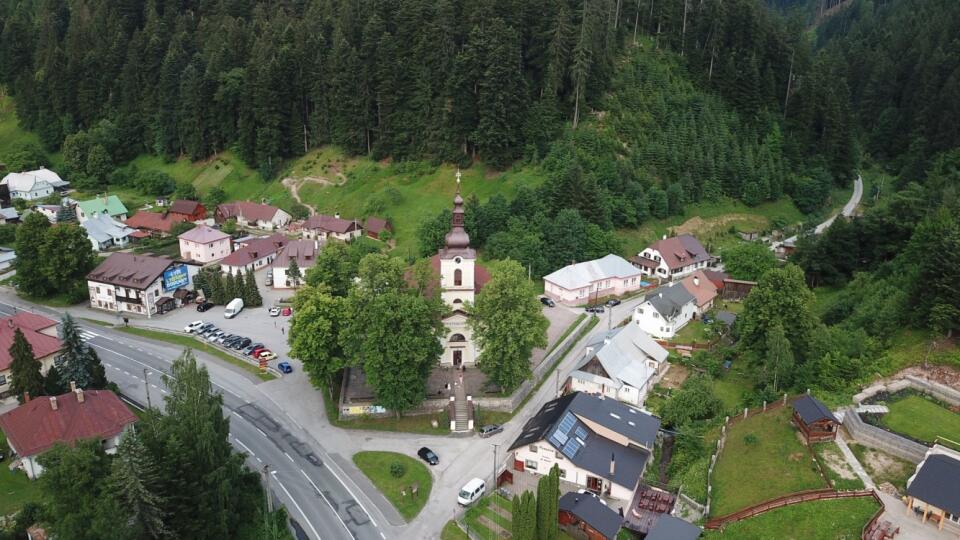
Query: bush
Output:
[[744, 433, 759, 446], [389, 462, 406, 478]]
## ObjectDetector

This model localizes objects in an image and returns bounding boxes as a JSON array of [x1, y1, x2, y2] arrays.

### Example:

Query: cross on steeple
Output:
[[455, 168, 462, 190]]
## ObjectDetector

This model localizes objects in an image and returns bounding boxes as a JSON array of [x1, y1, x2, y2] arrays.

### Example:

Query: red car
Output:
[[282, 307, 293, 316], [250, 345, 268, 358]]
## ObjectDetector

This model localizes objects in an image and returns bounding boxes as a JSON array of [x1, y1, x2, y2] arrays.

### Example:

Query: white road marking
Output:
[[234, 438, 254, 457], [151, 384, 158, 389], [300, 469, 355, 540], [114, 366, 121, 371], [131, 375, 139, 381], [123, 371, 130, 376], [160, 389, 168, 394], [270, 472, 321, 540], [284, 452, 294, 463], [257, 428, 267, 438], [232, 412, 242, 419], [256, 456, 262, 463]]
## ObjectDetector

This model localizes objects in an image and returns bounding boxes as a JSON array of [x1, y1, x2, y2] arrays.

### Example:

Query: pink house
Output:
[[543, 254, 645, 306], [178, 225, 232, 263]]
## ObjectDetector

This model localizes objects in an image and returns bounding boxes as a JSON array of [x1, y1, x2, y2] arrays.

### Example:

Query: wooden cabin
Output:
[[793, 394, 839, 443]]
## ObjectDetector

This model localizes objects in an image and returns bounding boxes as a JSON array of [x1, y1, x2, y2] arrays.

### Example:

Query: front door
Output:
[[586, 476, 602, 493], [453, 350, 463, 366]]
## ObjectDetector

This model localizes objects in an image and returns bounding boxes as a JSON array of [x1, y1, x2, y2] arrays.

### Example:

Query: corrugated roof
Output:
[[0, 390, 136, 458], [304, 214, 359, 234], [544, 254, 641, 291], [221, 234, 289, 267], [365, 216, 390, 233], [168, 199, 202, 215], [81, 213, 134, 243], [907, 453, 960, 516], [124, 211, 185, 233], [217, 201, 283, 223], [576, 324, 667, 391], [77, 195, 128, 218]]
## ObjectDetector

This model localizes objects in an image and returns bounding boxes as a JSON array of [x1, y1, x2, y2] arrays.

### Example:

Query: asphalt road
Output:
[[0, 300, 384, 540]]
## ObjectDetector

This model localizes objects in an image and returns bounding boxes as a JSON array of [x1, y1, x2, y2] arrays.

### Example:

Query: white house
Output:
[[87, 253, 193, 318], [0, 248, 15, 272], [271, 240, 320, 288], [509, 392, 660, 514], [630, 234, 712, 280], [632, 282, 697, 339], [543, 254, 645, 306], [0, 389, 136, 478], [905, 445, 960, 534], [76, 195, 128, 223], [215, 201, 292, 231], [177, 225, 232, 263], [220, 234, 289, 276], [1, 168, 68, 200], [0, 207, 19, 224], [568, 323, 669, 408], [81, 212, 135, 251], [302, 213, 363, 241]]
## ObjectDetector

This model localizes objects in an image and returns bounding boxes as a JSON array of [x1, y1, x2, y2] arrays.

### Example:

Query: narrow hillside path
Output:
[[281, 174, 349, 217]]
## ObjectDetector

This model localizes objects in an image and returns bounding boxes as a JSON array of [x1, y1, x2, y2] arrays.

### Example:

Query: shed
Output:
[[905, 450, 960, 532], [558, 492, 623, 540], [793, 394, 839, 443], [646, 514, 701, 540]]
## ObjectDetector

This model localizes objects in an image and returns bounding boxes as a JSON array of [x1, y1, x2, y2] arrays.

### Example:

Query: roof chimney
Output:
[[75, 388, 84, 403], [49, 396, 58, 411], [693, 276, 700, 287], [6, 319, 12, 328], [70, 381, 77, 392], [609, 453, 616, 476], [662, 234, 667, 240], [335, 212, 341, 219], [23, 391, 30, 403]]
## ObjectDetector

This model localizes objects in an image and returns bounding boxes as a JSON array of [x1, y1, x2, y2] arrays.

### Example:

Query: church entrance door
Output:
[[453, 350, 462, 366]]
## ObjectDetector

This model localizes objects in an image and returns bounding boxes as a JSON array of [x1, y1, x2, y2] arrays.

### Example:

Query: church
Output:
[[430, 172, 490, 367]]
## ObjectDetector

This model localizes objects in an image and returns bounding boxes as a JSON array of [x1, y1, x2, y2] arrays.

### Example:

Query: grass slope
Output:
[[0, 433, 41, 515], [702, 496, 880, 540], [352, 451, 432, 521], [711, 408, 826, 516], [881, 395, 960, 445]]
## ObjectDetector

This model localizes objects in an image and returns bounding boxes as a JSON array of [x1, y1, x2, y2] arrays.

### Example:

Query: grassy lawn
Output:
[[321, 375, 449, 435], [880, 328, 960, 374], [847, 443, 914, 492], [464, 494, 512, 539], [812, 442, 865, 491], [0, 95, 63, 169], [811, 286, 845, 318], [880, 394, 960, 445], [711, 367, 754, 414], [352, 451, 432, 521], [672, 320, 710, 344], [711, 407, 826, 517], [442, 521, 470, 540], [18, 291, 82, 307], [115, 326, 275, 381], [0, 433, 42, 515], [702, 496, 880, 540]]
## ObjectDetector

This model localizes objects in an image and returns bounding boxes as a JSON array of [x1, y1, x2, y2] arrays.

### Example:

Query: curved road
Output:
[[782, 174, 863, 247]]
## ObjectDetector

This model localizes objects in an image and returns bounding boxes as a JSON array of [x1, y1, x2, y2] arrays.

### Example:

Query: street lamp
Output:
[[491, 443, 501, 539]]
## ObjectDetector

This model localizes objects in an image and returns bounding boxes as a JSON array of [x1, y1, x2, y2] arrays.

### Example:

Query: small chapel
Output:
[[430, 171, 490, 367]]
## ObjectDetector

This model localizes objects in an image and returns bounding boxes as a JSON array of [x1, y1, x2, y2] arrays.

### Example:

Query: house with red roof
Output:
[[271, 240, 320, 288], [167, 199, 206, 222], [679, 270, 720, 314], [365, 216, 392, 240], [220, 234, 289, 276], [0, 388, 137, 478], [178, 225, 232, 263], [302, 213, 362, 241], [215, 201, 291, 231], [124, 210, 187, 237], [0, 312, 61, 401], [630, 234, 714, 280]]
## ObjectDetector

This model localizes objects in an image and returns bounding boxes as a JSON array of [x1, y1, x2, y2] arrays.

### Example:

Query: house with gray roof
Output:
[[568, 323, 669, 407], [645, 515, 701, 540], [81, 212, 135, 251], [543, 254, 645, 306], [632, 282, 697, 339], [2, 168, 68, 201], [509, 392, 660, 510], [559, 491, 623, 540], [905, 445, 960, 534]]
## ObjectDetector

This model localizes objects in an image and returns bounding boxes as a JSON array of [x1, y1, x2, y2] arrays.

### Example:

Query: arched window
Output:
[[449, 333, 466, 342], [454, 269, 462, 286], [453, 299, 463, 304]]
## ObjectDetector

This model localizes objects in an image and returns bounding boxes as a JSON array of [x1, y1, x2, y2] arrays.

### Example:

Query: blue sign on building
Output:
[[162, 264, 190, 292]]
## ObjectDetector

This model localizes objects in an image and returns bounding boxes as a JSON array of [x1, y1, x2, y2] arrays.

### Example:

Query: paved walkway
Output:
[[876, 492, 960, 540], [835, 434, 876, 489]]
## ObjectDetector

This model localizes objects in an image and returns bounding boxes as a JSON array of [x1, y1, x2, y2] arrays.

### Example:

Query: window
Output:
[[0, 374, 8, 386], [525, 460, 538, 471], [529, 445, 538, 453], [557, 468, 566, 478], [454, 269, 462, 286], [96, 287, 101, 294]]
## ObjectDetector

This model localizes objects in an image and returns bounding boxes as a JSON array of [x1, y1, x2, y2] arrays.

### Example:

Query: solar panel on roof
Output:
[[557, 412, 576, 435], [575, 426, 588, 440], [553, 430, 568, 445], [548, 433, 564, 448], [561, 438, 582, 459]]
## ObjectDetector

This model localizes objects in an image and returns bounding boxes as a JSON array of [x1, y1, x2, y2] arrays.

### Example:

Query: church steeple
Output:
[[444, 169, 471, 250]]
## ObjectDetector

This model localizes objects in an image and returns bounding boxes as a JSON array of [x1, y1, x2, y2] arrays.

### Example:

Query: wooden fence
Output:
[[705, 488, 879, 530], [861, 495, 888, 540]]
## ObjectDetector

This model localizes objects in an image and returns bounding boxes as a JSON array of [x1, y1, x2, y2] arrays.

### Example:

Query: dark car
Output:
[[539, 297, 555, 307], [223, 335, 242, 347], [277, 361, 293, 374], [606, 298, 621, 307], [479, 424, 504, 438], [586, 305, 605, 313], [196, 301, 214, 312], [244, 343, 264, 356], [233, 337, 252, 350], [417, 447, 439, 465]]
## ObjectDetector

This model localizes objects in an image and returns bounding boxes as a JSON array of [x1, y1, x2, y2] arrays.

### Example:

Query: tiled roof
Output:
[[646, 515, 701, 540], [544, 254, 641, 291], [87, 252, 175, 289], [221, 234, 289, 267], [793, 395, 838, 424], [365, 216, 390, 234], [124, 211, 185, 233], [0, 390, 136, 458], [272, 240, 319, 269], [0, 313, 61, 371], [177, 224, 231, 244], [168, 199, 202, 215], [645, 284, 696, 319], [679, 270, 719, 308], [304, 214, 359, 234], [644, 235, 711, 270], [217, 201, 282, 222]]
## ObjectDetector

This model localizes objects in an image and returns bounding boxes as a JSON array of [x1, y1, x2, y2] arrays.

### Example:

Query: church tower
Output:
[[438, 170, 482, 367]]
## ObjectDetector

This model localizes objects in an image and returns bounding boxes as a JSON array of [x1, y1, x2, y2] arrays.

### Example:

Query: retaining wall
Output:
[[853, 375, 960, 407], [841, 406, 927, 463]]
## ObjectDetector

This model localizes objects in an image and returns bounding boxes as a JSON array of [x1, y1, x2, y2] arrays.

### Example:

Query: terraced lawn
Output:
[[710, 407, 827, 517], [881, 394, 960, 445], [703, 496, 880, 539]]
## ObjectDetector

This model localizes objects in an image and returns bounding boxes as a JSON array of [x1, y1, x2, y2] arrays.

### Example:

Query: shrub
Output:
[[744, 433, 759, 446], [389, 462, 406, 478]]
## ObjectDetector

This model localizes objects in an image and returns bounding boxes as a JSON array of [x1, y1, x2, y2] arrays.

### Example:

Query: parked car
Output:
[[606, 298, 621, 307], [196, 322, 215, 335], [417, 447, 439, 465], [233, 337, 252, 350], [258, 350, 277, 361], [197, 301, 214, 312], [266, 273, 273, 286], [540, 297, 556, 307], [479, 424, 504, 438], [244, 343, 264, 356], [281, 307, 293, 316], [250, 345, 268, 357], [458, 478, 485, 506], [277, 361, 293, 374], [216, 333, 234, 344], [585, 305, 604, 313], [199, 325, 218, 336], [184, 321, 205, 333], [224, 298, 244, 319], [269, 307, 281, 317], [223, 335, 242, 347], [206, 330, 224, 342]]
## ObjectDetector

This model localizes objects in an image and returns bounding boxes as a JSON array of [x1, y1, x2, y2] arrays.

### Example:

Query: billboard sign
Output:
[[162, 264, 190, 292]]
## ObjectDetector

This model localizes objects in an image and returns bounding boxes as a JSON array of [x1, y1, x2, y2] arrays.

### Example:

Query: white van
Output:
[[224, 298, 244, 319], [457, 478, 485, 506]]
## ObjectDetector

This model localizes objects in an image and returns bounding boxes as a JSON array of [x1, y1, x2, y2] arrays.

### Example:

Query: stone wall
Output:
[[841, 406, 927, 463], [853, 375, 960, 407]]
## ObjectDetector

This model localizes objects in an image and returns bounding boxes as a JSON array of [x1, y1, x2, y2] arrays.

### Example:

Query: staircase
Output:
[[451, 382, 472, 434]]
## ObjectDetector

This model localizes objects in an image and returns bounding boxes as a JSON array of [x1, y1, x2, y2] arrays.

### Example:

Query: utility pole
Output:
[[262, 465, 273, 513], [143, 368, 152, 408], [608, 307, 612, 331], [491, 443, 501, 539]]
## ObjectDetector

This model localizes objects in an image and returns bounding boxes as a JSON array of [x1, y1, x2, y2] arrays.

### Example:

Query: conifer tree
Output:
[[223, 272, 237, 302], [287, 260, 302, 288], [244, 268, 263, 307], [56, 313, 96, 389], [107, 430, 169, 539], [9, 328, 44, 402]]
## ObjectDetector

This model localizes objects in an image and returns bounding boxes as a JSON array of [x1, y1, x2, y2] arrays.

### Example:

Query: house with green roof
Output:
[[76, 195, 129, 224]]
